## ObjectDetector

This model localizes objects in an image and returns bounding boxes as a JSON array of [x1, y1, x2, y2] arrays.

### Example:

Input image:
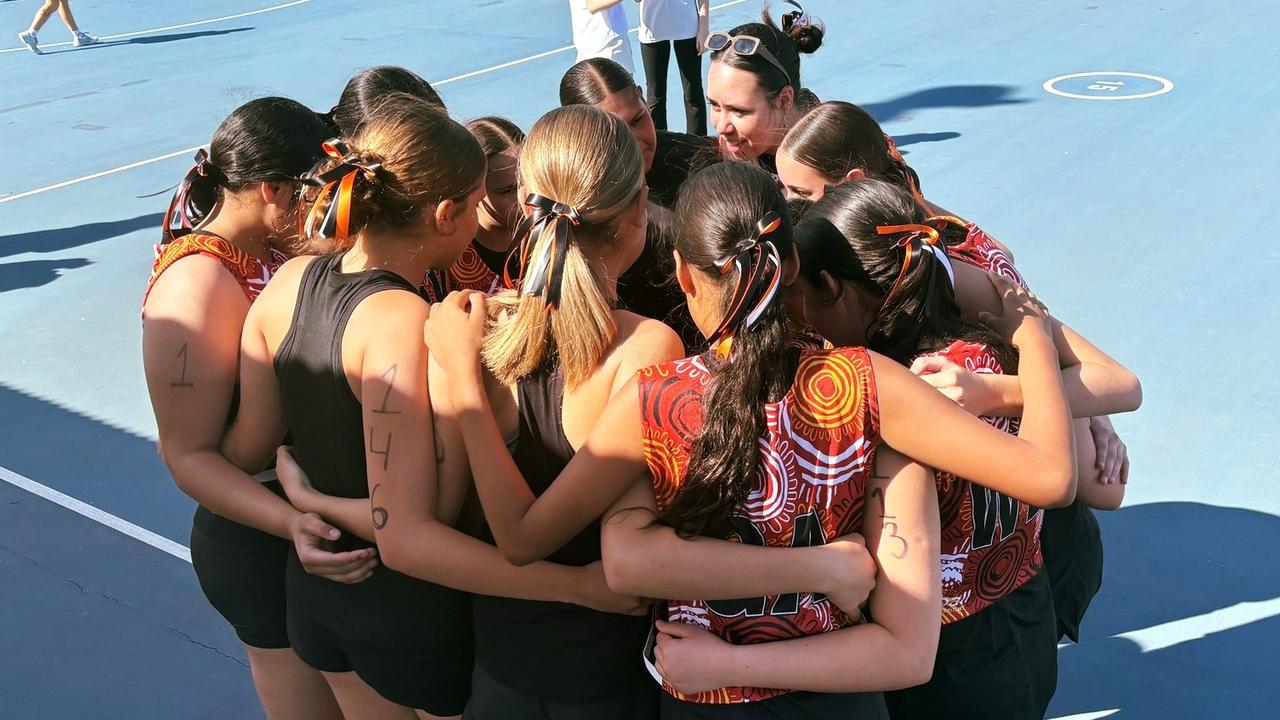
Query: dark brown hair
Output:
[[660, 161, 795, 538], [781, 101, 920, 196]]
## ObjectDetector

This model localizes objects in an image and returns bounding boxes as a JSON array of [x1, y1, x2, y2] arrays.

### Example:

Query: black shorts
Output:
[[285, 553, 473, 714], [464, 661, 658, 720], [1041, 500, 1104, 642], [885, 570, 1058, 720], [188, 500, 290, 650], [660, 691, 889, 719]]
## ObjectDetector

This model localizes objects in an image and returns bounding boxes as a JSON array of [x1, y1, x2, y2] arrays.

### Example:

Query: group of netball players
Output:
[[141, 4, 1142, 719]]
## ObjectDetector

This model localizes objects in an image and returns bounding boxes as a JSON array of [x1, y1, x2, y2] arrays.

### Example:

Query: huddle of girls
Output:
[[141, 5, 1140, 720]]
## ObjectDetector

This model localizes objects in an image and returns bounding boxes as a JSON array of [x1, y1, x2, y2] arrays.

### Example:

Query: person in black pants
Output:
[[638, 0, 708, 134]]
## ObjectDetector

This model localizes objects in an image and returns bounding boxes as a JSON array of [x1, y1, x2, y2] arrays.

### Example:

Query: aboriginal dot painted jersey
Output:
[[144, 233, 280, 309], [928, 217, 1042, 623], [638, 340, 879, 704], [421, 240, 507, 302]]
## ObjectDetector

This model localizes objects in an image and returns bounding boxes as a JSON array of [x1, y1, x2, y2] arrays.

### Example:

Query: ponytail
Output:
[[485, 195, 616, 388], [659, 162, 795, 539], [161, 149, 224, 244], [796, 179, 1015, 368], [482, 105, 644, 389]]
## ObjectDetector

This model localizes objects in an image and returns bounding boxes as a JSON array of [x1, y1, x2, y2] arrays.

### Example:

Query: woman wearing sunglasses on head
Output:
[[706, 1, 825, 172]]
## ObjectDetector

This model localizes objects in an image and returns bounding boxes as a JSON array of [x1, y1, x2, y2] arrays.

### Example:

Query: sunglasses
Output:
[[706, 32, 793, 87]]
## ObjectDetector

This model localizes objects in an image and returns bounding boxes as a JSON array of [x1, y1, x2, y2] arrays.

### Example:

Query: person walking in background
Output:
[[637, 0, 708, 134], [569, 0, 636, 75], [17, 0, 97, 54]]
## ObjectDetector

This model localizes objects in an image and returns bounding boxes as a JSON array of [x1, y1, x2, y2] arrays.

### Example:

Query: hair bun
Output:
[[788, 20, 825, 54]]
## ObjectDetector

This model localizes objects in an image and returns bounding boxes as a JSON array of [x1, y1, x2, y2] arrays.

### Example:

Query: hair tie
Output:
[[301, 139, 382, 244], [161, 148, 222, 245], [875, 222, 955, 308], [781, 0, 811, 32], [503, 193, 582, 312], [709, 212, 785, 358]]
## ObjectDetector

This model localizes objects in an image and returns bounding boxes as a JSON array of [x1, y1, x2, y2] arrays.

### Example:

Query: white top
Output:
[[638, 0, 700, 44], [569, 0, 636, 74]]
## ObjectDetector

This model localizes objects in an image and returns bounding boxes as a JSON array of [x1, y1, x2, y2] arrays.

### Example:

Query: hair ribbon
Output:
[[503, 193, 582, 312]]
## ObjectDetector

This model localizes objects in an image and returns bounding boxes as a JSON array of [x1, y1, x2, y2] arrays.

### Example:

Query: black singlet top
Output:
[[647, 130, 720, 208], [275, 253, 471, 652], [472, 361, 651, 701]]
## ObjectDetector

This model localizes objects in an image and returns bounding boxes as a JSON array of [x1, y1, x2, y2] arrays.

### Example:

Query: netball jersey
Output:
[[421, 240, 507, 302], [638, 343, 880, 704], [144, 233, 277, 308]]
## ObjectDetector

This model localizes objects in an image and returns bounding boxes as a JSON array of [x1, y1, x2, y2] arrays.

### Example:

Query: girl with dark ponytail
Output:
[[792, 178, 1141, 720], [427, 161, 1079, 719], [142, 97, 352, 720], [326, 65, 446, 136]]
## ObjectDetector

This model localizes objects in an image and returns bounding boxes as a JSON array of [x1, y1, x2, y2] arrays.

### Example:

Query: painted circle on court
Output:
[[1042, 72, 1174, 101]]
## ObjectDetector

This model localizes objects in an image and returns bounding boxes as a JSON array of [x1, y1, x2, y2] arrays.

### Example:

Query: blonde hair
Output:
[[306, 93, 485, 248], [483, 105, 644, 387]]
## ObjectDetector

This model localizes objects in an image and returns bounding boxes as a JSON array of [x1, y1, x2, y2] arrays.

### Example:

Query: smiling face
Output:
[[708, 62, 793, 162], [593, 85, 657, 173]]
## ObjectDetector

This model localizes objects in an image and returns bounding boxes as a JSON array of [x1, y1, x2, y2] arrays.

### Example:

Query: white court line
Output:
[[0, 0, 751, 205], [1047, 711, 1120, 720], [0, 0, 315, 54], [1113, 597, 1280, 652], [0, 465, 191, 563]]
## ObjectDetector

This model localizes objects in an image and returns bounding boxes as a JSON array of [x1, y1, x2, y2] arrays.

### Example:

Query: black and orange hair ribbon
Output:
[[502, 193, 582, 312], [708, 212, 785, 358], [161, 149, 224, 245], [302, 139, 382, 244], [875, 221, 955, 310]]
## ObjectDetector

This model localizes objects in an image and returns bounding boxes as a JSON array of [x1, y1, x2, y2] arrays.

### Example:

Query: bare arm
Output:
[[352, 294, 627, 604], [601, 477, 875, 605], [653, 448, 941, 694], [427, 293, 687, 565], [950, 264, 1142, 418], [142, 256, 297, 540], [875, 285, 1076, 508]]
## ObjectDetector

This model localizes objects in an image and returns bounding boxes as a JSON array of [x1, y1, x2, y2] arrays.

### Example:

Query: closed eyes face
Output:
[[594, 86, 657, 173], [480, 150, 520, 232]]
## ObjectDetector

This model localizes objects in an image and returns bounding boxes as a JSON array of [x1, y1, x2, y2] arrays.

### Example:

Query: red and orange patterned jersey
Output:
[[942, 219, 1027, 290], [421, 241, 506, 302], [638, 343, 880, 704], [143, 233, 278, 310], [918, 340, 1043, 623]]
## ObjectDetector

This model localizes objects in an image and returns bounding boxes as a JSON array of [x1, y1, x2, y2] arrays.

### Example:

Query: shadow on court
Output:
[[0, 213, 163, 258], [891, 132, 963, 151], [0, 257, 91, 293], [0, 381, 260, 718], [41, 27, 253, 54], [1051, 502, 1280, 718], [865, 85, 1028, 125]]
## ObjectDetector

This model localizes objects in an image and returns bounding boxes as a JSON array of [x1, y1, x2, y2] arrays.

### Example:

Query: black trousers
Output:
[[640, 37, 707, 135]]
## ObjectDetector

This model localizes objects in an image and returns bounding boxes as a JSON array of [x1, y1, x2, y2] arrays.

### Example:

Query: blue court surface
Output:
[[1, 0, 1277, 717]]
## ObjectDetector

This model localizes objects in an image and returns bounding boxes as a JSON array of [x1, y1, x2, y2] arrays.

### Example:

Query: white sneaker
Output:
[[72, 31, 98, 47], [17, 30, 41, 55]]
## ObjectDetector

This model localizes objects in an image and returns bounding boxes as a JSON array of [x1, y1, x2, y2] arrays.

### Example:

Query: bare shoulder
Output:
[[145, 253, 248, 321], [612, 310, 686, 367]]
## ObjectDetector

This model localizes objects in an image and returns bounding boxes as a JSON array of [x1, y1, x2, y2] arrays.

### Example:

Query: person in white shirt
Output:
[[569, 0, 636, 75], [637, 0, 708, 134]]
